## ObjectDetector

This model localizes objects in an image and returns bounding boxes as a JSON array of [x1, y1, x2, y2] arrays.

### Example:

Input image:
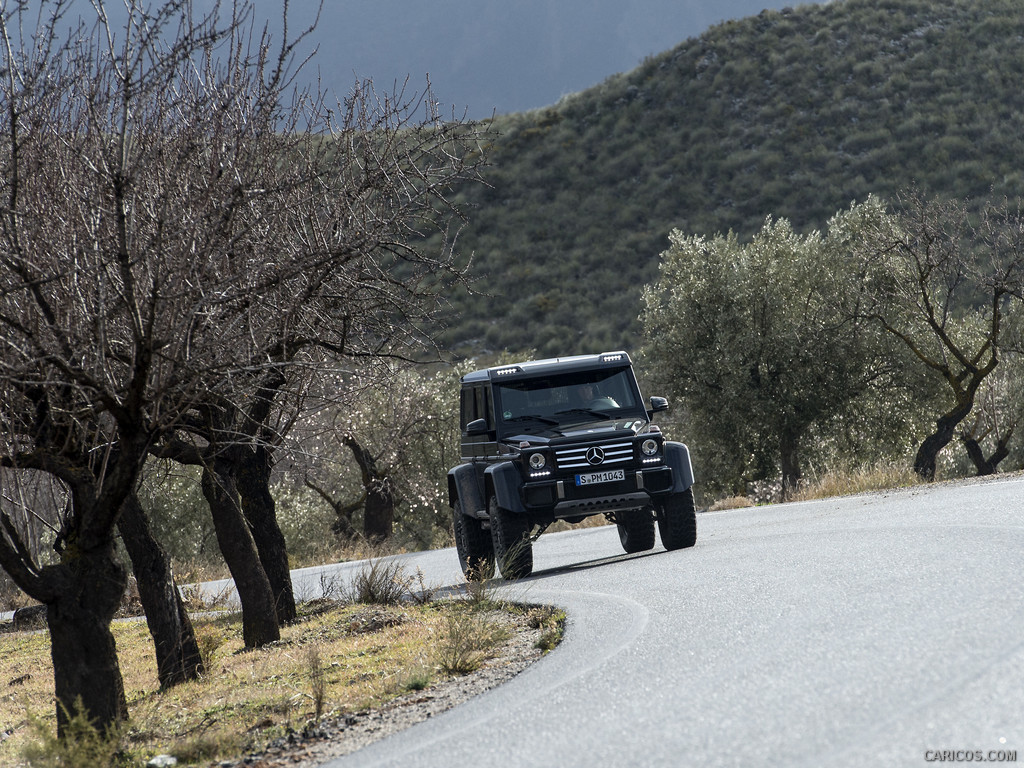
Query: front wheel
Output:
[[488, 496, 533, 579], [453, 499, 495, 580], [616, 507, 656, 554], [657, 487, 697, 551]]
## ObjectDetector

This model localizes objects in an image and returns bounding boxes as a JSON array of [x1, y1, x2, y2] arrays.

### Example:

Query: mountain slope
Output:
[[436, 0, 1024, 357]]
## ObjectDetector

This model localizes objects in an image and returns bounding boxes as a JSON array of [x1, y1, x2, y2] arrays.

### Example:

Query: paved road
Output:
[[293, 475, 1024, 768]]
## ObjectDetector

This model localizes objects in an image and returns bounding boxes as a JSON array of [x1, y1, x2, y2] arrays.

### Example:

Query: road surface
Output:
[[286, 475, 1024, 767]]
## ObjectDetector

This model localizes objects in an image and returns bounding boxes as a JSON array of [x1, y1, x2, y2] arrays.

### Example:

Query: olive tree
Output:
[[949, 285, 1024, 474], [641, 214, 911, 497], [0, 0, 483, 736], [841, 193, 1024, 479]]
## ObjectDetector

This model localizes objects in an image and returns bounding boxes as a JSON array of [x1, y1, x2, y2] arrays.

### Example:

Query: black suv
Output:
[[447, 351, 697, 579]]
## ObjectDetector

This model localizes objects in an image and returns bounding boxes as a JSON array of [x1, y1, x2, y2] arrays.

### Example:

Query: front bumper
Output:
[[522, 465, 674, 518]]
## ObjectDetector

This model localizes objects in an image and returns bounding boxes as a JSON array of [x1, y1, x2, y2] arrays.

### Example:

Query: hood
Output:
[[502, 417, 649, 446]]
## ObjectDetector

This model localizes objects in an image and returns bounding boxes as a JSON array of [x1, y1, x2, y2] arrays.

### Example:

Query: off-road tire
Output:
[[616, 507, 656, 554], [657, 487, 697, 551], [488, 495, 533, 579], [453, 499, 495, 580]]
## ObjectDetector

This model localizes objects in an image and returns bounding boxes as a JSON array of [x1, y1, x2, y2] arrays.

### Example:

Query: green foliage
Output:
[[433, 0, 1024, 358], [644, 192, 1024, 492], [136, 461, 219, 568], [841, 193, 1024, 477], [641, 202, 934, 494], [281, 363, 467, 551], [267, 482, 340, 565], [528, 606, 566, 653]]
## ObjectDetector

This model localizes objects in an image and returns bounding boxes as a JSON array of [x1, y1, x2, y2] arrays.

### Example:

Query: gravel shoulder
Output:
[[223, 610, 548, 768]]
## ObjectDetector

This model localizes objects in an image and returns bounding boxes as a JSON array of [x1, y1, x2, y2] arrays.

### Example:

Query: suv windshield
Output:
[[494, 367, 643, 427]]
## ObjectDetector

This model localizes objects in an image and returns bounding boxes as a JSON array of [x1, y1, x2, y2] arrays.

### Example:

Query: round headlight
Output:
[[529, 452, 547, 469], [641, 439, 659, 456]]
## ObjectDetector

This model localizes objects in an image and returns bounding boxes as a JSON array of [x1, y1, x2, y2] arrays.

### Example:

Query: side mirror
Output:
[[466, 418, 489, 436], [648, 397, 669, 416]]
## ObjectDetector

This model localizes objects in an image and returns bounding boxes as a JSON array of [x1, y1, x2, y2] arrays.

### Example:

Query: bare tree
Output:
[[0, 470, 64, 571], [0, 0, 483, 737], [849, 192, 1024, 479]]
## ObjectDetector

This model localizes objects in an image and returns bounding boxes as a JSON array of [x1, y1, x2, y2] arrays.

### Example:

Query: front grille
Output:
[[555, 441, 633, 469]]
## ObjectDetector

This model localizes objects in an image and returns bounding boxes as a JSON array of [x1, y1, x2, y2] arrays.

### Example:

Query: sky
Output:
[[274, 0, 810, 119], [52, 1, 814, 120]]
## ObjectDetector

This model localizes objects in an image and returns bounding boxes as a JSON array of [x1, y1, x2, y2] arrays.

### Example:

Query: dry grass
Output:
[[708, 496, 754, 511], [0, 596, 521, 767], [287, 540, 413, 573], [433, 608, 510, 675], [702, 462, 927, 510], [790, 461, 924, 502], [0, 578, 33, 614], [547, 515, 612, 534]]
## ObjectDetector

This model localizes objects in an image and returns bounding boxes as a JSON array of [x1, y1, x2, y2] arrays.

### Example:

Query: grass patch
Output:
[[547, 515, 612, 534], [21, 705, 125, 768], [0, 588, 549, 768], [527, 606, 566, 654], [790, 461, 924, 502], [432, 605, 511, 676], [704, 462, 926, 509], [708, 496, 754, 511]]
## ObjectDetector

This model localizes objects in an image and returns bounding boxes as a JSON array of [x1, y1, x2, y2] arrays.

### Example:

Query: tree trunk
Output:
[[779, 431, 802, 501], [342, 434, 394, 542], [961, 432, 1012, 476], [117, 492, 205, 687], [303, 475, 362, 540], [234, 446, 296, 624], [45, 543, 128, 737], [914, 399, 976, 481], [329, 499, 361, 539], [201, 461, 280, 647], [363, 479, 395, 542]]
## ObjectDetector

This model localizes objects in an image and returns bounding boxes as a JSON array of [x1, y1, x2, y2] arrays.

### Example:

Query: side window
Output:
[[475, 386, 494, 430], [461, 386, 494, 432], [460, 388, 474, 431]]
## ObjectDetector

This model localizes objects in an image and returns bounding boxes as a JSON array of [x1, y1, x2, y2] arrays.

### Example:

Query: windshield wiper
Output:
[[553, 408, 613, 420], [505, 414, 559, 425]]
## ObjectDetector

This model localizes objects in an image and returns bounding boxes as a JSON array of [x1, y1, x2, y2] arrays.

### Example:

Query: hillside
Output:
[[434, 0, 1024, 357]]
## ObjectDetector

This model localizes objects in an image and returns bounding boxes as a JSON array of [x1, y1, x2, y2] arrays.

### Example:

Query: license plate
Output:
[[575, 469, 625, 486]]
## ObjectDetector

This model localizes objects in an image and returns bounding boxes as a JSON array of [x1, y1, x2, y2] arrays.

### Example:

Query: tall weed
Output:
[[22, 702, 123, 768], [433, 604, 510, 676], [350, 559, 413, 605]]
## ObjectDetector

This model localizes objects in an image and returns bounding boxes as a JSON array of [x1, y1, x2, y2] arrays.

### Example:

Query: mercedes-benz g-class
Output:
[[447, 351, 696, 579]]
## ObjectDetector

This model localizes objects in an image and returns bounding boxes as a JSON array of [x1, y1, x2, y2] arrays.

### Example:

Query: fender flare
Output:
[[484, 461, 526, 514], [664, 441, 695, 493], [448, 464, 486, 519]]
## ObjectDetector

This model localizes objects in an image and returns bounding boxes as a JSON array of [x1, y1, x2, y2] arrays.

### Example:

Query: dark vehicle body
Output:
[[447, 351, 697, 578]]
